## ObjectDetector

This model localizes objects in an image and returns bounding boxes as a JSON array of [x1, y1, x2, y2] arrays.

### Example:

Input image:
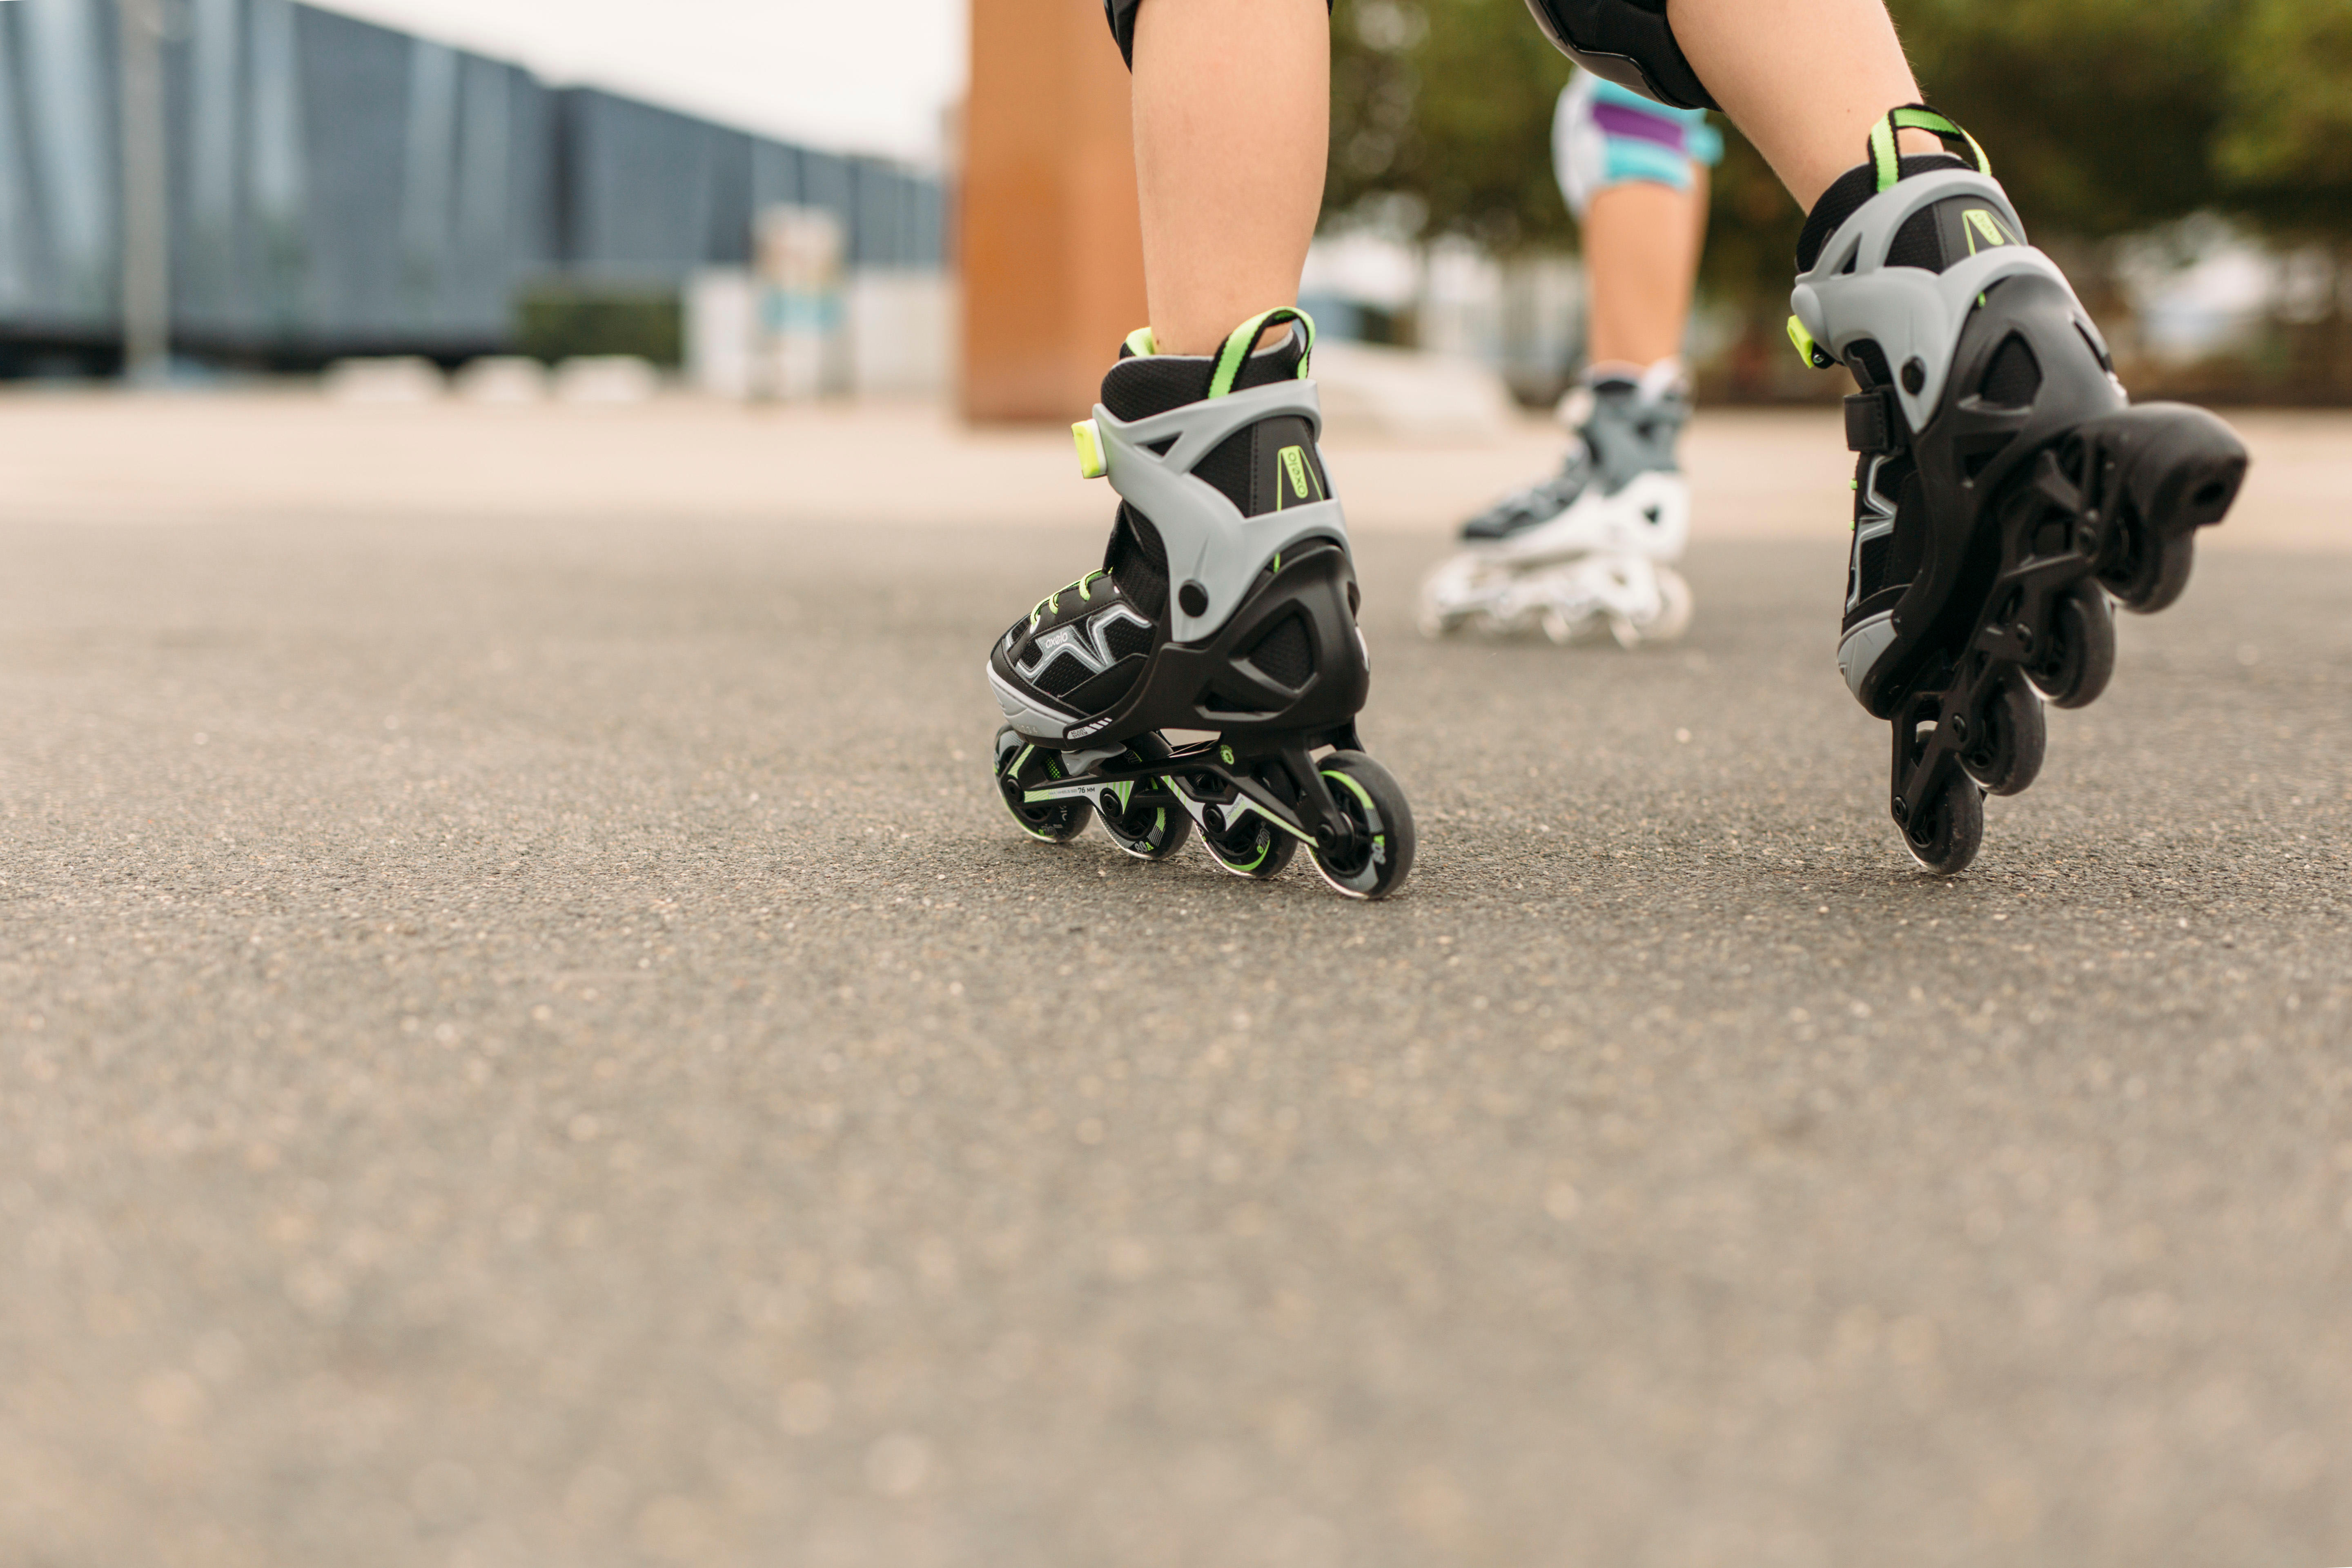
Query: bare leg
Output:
[[1130, 0, 1329, 355], [1581, 172, 1708, 370], [1668, 0, 1931, 209]]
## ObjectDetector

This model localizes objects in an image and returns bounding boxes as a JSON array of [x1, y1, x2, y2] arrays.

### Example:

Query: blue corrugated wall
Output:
[[0, 0, 945, 363]]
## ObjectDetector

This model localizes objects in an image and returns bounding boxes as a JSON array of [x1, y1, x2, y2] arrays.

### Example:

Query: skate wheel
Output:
[[1201, 812, 1298, 880], [2109, 527, 2197, 616], [1418, 603, 1463, 639], [2024, 588, 2115, 710], [1096, 733, 1194, 862], [1309, 751, 1416, 900], [1901, 773, 1984, 877], [1646, 568, 1695, 644], [1417, 558, 1486, 639], [1960, 676, 2046, 797], [993, 727, 1091, 844]]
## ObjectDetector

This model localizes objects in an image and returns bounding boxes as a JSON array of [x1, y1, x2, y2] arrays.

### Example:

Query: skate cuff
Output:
[[1844, 390, 1897, 454]]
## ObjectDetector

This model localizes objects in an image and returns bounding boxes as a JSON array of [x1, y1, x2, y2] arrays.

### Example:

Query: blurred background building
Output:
[[1, 0, 2344, 408], [0, 0, 947, 390]]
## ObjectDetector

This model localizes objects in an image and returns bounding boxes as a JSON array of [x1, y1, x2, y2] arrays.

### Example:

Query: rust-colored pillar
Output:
[[960, 0, 1147, 423]]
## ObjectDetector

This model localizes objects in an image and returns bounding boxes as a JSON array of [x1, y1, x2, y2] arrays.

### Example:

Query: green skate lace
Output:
[[1030, 569, 1109, 629]]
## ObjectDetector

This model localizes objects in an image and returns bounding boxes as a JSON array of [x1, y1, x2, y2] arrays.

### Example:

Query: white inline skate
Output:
[[1419, 360, 1694, 647]]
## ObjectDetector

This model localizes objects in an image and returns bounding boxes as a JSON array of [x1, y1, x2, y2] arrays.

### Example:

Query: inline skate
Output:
[[988, 309, 1416, 900], [1791, 107, 2247, 874], [1419, 361, 1694, 647]]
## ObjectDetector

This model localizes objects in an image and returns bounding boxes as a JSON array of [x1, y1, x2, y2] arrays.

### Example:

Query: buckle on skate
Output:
[[1072, 419, 1108, 479], [1844, 390, 1898, 455]]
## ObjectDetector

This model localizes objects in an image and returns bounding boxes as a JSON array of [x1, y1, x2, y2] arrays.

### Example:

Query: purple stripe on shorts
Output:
[[1591, 101, 1690, 154]]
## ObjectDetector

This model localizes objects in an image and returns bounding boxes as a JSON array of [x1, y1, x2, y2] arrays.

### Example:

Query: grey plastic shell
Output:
[[1094, 379, 1351, 646], [1790, 169, 2108, 436]]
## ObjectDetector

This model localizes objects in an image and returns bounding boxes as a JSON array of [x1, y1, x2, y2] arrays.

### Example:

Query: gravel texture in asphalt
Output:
[[2, 501, 2348, 1567]]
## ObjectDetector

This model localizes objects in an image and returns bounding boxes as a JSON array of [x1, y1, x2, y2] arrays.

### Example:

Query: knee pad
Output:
[[1553, 69, 1722, 218], [1105, 0, 1333, 68], [1522, 0, 1716, 112]]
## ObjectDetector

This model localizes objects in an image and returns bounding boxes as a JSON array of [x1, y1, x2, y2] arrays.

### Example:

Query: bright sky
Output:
[[315, 0, 967, 165]]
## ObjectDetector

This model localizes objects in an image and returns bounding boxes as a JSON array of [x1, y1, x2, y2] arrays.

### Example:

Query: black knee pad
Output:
[[1105, 0, 1332, 69], [1522, 0, 1717, 111]]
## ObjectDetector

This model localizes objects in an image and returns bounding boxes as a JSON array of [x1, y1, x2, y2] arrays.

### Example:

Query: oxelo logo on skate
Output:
[[1278, 445, 1318, 508], [1962, 207, 2018, 254]]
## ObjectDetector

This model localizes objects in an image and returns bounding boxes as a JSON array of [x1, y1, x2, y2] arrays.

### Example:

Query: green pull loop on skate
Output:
[[1867, 105, 1989, 193], [1207, 306, 1318, 399]]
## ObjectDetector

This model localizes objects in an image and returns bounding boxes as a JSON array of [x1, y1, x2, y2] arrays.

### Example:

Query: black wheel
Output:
[[2101, 508, 2197, 615], [1200, 811, 1298, 880], [2024, 588, 2115, 710], [1309, 751, 1417, 900], [1096, 733, 1194, 861], [1901, 772, 1984, 876], [993, 727, 1091, 844], [1960, 676, 2046, 797]]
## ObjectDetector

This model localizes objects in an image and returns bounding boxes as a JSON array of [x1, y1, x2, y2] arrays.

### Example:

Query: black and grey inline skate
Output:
[[1791, 107, 2247, 874], [987, 309, 1416, 899]]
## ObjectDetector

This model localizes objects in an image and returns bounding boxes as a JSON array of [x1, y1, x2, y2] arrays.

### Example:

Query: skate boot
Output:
[[1419, 361, 1694, 647], [987, 308, 1416, 899], [1791, 107, 2247, 874]]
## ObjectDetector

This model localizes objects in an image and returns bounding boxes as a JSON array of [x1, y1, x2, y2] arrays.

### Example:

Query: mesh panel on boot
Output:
[[1105, 503, 1169, 620]]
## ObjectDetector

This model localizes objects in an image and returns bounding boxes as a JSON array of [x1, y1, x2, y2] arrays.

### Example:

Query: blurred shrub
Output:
[[514, 286, 683, 367], [2216, 0, 2352, 236]]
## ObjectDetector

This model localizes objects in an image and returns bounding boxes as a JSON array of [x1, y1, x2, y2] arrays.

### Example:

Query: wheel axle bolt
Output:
[[1892, 797, 1908, 822], [1100, 789, 1119, 814]]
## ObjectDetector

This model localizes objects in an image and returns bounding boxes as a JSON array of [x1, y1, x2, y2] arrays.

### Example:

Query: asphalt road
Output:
[[2, 490, 2348, 1566]]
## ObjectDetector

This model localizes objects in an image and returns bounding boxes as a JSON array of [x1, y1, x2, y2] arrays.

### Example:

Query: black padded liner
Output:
[[1980, 333, 2041, 407], [1796, 154, 1968, 272], [1194, 434, 1254, 514], [1099, 325, 1307, 421], [1105, 503, 1169, 619], [1103, 356, 1212, 421], [1848, 339, 1895, 394], [1887, 207, 1948, 272]]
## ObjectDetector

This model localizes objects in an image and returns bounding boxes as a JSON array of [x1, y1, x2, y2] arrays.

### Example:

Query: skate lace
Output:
[[1030, 570, 1109, 629]]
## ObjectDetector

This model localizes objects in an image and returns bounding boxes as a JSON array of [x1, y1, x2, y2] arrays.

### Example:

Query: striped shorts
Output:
[[1553, 68, 1724, 218]]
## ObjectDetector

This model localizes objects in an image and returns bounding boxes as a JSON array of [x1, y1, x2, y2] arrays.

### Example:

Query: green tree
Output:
[[2215, 0, 2352, 235], [1327, 0, 1577, 249]]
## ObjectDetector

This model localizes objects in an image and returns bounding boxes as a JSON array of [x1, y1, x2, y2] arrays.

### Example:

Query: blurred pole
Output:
[[118, 0, 172, 384], [960, 0, 1146, 422]]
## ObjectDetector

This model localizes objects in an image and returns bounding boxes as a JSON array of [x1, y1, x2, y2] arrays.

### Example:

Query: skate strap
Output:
[[1207, 307, 1317, 399], [1844, 390, 1898, 454], [1868, 105, 1989, 192]]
